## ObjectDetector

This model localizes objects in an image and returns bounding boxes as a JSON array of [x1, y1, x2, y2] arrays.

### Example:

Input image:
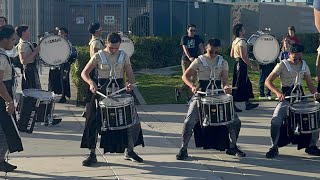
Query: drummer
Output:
[[80, 32, 144, 166], [265, 43, 320, 158], [0, 25, 23, 172], [176, 38, 246, 160], [15, 25, 41, 90]]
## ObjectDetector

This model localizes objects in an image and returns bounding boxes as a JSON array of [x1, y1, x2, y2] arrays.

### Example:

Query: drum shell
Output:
[[99, 94, 136, 130], [200, 94, 234, 126], [18, 89, 54, 133], [289, 101, 320, 134]]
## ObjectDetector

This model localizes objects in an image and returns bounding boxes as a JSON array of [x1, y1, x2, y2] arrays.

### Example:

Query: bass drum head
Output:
[[39, 35, 71, 66], [120, 35, 134, 58], [253, 34, 280, 64]]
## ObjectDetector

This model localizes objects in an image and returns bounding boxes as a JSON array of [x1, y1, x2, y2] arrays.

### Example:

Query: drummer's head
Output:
[[233, 23, 245, 37], [288, 26, 296, 37], [15, 25, 29, 39], [88, 22, 102, 37], [0, 25, 16, 50], [288, 43, 304, 65], [105, 32, 121, 55], [0, 16, 7, 27], [58, 27, 68, 37], [206, 38, 221, 58], [186, 24, 196, 37]]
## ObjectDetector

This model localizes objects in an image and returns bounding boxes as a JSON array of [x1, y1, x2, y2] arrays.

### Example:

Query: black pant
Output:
[[259, 63, 275, 97]]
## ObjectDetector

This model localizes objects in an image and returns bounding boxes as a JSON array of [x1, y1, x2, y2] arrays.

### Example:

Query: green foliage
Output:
[[296, 33, 319, 53], [130, 36, 182, 70], [70, 46, 90, 105]]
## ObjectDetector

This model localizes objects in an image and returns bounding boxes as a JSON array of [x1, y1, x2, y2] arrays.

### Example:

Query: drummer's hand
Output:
[[89, 81, 97, 94], [276, 92, 285, 101], [314, 92, 320, 100], [126, 83, 134, 92], [5, 102, 15, 115], [316, 75, 320, 82], [191, 85, 197, 94], [223, 86, 232, 94]]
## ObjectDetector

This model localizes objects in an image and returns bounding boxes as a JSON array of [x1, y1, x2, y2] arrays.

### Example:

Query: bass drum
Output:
[[39, 34, 71, 66], [247, 32, 280, 65], [120, 35, 134, 58]]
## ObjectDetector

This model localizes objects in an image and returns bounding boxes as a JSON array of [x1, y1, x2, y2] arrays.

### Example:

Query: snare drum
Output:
[[99, 94, 136, 131], [247, 33, 280, 64], [200, 94, 234, 126], [288, 101, 320, 134], [39, 34, 72, 66], [18, 89, 55, 133]]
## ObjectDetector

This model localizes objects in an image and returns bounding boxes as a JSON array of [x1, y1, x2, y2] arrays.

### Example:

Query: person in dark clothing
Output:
[[175, 24, 204, 102]]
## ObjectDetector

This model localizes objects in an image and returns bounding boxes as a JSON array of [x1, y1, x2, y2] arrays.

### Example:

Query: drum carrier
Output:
[[197, 55, 235, 127], [97, 49, 137, 131]]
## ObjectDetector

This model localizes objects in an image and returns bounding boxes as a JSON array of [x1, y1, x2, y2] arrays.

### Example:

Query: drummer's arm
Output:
[[124, 63, 135, 84], [305, 74, 317, 94], [81, 60, 96, 86], [265, 72, 283, 99], [19, 46, 40, 65], [230, 47, 234, 58], [239, 46, 257, 70], [182, 67, 197, 90], [221, 70, 229, 87], [0, 71, 13, 103]]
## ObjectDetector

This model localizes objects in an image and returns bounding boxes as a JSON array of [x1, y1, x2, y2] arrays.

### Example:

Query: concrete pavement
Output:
[[1, 68, 320, 179]]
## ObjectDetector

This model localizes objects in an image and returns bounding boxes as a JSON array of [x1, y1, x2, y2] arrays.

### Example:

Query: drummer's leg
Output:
[[226, 114, 241, 148], [305, 131, 320, 156], [309, 132, 319, 147], [176, 98, 199, 160], [125, 123, 143, 162]]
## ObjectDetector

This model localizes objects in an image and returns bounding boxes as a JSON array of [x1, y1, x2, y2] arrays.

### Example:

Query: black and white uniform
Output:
[[80, 49, 144, 153], [17, 40, 41, 90], [0, 49, 23, 162]]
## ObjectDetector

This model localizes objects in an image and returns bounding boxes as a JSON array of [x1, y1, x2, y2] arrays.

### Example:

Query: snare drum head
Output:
[[120, 36, 134, 58], [22, 89, 54, 100], [99, 94, 133, 107], [201, 94, 232, 103], [39, 35, 71, 66], [253, 34, 280, 64], [291, 101, 319, 112]]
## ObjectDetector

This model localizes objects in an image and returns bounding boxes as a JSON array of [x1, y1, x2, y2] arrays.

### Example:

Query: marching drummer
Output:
[[265, 43, 320, 158], [80, 32, 144, 166], [0, 25, 23, 172], [15, 25, 41, 90], [176, 38, 246, 160]]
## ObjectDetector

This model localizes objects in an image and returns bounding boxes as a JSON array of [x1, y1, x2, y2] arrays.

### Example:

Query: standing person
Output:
[[82, 22, 105, 117], [176, 38, 246, 160], [80, 32, 144, 166], [265, 43, 320, 158], [279, 36, 290, 61], [314, 0, 320, 32], [230, 23, 259, 112], [175, 24, 204, 102], [0, 16, 7, 27], [0, 25, 23, 172], [287, 26, 300, 45], [48, 27, 77, 103], [15, 25, 41, 90]]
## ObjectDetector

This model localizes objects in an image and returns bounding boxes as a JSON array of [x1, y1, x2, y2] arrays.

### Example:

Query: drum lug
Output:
[[294, 124, 300, 135]]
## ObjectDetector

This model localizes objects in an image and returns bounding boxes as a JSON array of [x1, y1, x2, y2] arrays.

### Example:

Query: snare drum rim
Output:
[[22, 89, 55, 100], [290, 102, 319, 112], [39, 34, 72, 66], [252, 34, 280, 65], [99, 94, 134, 107], [200, 94, 232, 104]]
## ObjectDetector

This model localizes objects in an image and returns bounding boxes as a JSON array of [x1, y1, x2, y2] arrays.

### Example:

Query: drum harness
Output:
[[97, 50, 126, 131], [282, 59, 308, 134]]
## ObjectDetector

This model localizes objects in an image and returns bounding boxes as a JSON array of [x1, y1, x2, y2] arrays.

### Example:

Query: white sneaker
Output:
[[259, 96, 267, 100], [266, 96, 272, 100]]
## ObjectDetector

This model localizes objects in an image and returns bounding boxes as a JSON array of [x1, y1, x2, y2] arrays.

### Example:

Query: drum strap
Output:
[[16, 42, 34, 53], [98, 50, 125, 65], [282, 59, 306, 73], [0, 52, 15, 82], [198, 55, 223, 68], [235, 38, 247, 45]]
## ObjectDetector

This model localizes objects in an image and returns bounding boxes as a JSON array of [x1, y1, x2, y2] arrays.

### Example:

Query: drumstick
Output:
[[96, 91, 109, 99], [109, 83, 138, 96], [275, 94, 314, 100], [197, 87, 237, 94], [10, 115, 21, 138]]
